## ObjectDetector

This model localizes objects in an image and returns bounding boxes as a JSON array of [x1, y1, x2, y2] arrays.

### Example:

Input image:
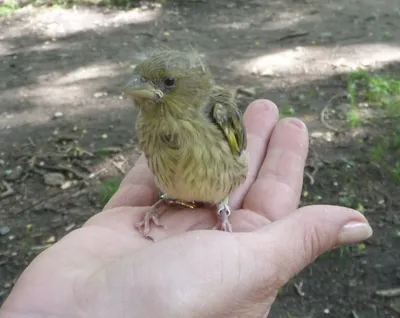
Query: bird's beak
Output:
[[123, 78, 163, 101]]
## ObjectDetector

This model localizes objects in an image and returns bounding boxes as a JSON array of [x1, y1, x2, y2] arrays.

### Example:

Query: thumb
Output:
[[242, 205, 373, 290]]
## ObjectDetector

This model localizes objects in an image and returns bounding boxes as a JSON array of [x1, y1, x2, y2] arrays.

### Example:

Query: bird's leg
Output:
[[136, 196, 168, 238], [136, 193, 197, 239], [168, 199, 197, 209], [213, 197, 233, 232], [161, 193, 197, 209]]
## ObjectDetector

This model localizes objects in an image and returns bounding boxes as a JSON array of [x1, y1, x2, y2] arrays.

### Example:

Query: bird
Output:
[[123, 49, 248, 238]]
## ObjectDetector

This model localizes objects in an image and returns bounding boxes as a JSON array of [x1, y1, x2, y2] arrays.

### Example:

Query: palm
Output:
[[2, 101, 309, 317]]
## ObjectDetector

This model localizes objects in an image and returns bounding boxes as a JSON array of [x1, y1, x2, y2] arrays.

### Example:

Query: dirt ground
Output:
[[1, 0, 400, 316]]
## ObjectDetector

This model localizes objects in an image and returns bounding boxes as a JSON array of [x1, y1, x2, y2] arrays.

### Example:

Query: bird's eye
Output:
[[164, 77, 176, 88]]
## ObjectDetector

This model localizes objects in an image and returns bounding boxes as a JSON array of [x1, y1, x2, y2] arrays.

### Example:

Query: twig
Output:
[[0, 181, 15, 199], [73, 161, 92, 173], [71, 188, 88, 198], [28, 155, 37, 168], [31, 244, 52, 251], [88, 168, 107, 179], [276, 31, 309, 42], [330, 44, 341, 60], [376, 287, 400, 297], [111, 160, 126, 175], [293, 281, 305, 296], [28, 137, 36, 148], [304, 171, 315, 185], [35, 164, 86, 179], [351, 310, 360, 318], [136, 32, 154, 37], [53, 134, 80, 142], [320, 93, 347, 133], [94, 147, 122, 155]]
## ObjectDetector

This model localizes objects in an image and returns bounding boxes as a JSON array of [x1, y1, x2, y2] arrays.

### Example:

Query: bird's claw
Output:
[[135, 194, 197, 239], [213, 203, 233, 232], [135, 202, 166, 240]]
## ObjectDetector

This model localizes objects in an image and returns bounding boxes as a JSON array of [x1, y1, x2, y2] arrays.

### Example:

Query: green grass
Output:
[[370, 142, 388, 162], [279, 104, 295, 119], [100, 176, 122, 204], [0, 0, 20, 15], [345, 108, 362, 127], [367, 75, 400, 105], [345, 70, 400, 189], [391, 161, 400, 184], [347, 70, 400, 108]]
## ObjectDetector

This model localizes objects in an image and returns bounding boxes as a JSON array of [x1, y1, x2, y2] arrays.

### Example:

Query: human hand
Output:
[[0, 100, 372, 318]]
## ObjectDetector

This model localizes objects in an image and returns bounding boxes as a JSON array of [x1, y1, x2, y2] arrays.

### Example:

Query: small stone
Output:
[[0, 226, 10, 235], [324, 132, 334, 142], [320, 32, 333, 38], [101, 134, 108, 139], [65, 223, 76, 232], [8, 235, 15, 240], [61, 180, 73, 190], [311, 131, 324, 138], [46, 236, 56, 244], [323, 308, 330, 314], [53, 111, 63, 119], [261, 69, 275, 77], [236, 87, 256, 97], [4, 165, 23, 181], [44, 173, 65, 186], [93, 91, 107, 98]]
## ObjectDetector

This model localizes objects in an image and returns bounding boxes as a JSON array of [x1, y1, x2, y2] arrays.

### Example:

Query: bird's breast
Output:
[[136, 116, 248, 203]]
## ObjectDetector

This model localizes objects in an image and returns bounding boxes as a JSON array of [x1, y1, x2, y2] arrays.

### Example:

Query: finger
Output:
[[103, 155, 158, 210], [95, 206, 371, 318], [229, 99, 279, 210], [239, 205, 372, 293], [243, 117, 309, 220]]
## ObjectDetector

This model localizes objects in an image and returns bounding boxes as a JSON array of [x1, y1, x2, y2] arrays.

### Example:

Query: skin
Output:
[[0, 100, 372, 318]]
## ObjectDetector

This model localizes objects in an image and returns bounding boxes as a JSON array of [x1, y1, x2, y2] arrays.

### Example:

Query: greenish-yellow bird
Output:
[[124, 50, 248, 238]]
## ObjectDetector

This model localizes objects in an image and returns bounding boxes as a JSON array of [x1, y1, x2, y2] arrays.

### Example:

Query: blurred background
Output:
[[0, 0, 399, 316]]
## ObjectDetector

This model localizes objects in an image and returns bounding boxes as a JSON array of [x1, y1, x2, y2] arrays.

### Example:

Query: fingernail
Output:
[[250, 99, 272, 111], [338, 221, 373, 244], [287, 118, 306, 130]]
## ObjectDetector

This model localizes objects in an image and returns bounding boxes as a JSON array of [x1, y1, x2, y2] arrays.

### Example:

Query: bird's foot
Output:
[[213, 202, 233, 232], [136, 194, 197, 239], [136, 198, 167, 239]]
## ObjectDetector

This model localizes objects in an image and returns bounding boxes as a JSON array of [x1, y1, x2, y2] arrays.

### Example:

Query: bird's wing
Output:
[[209, 86, 247, 157]]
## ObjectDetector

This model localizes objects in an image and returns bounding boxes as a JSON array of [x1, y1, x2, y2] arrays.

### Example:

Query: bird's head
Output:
[[124, 50, 213, 117]]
